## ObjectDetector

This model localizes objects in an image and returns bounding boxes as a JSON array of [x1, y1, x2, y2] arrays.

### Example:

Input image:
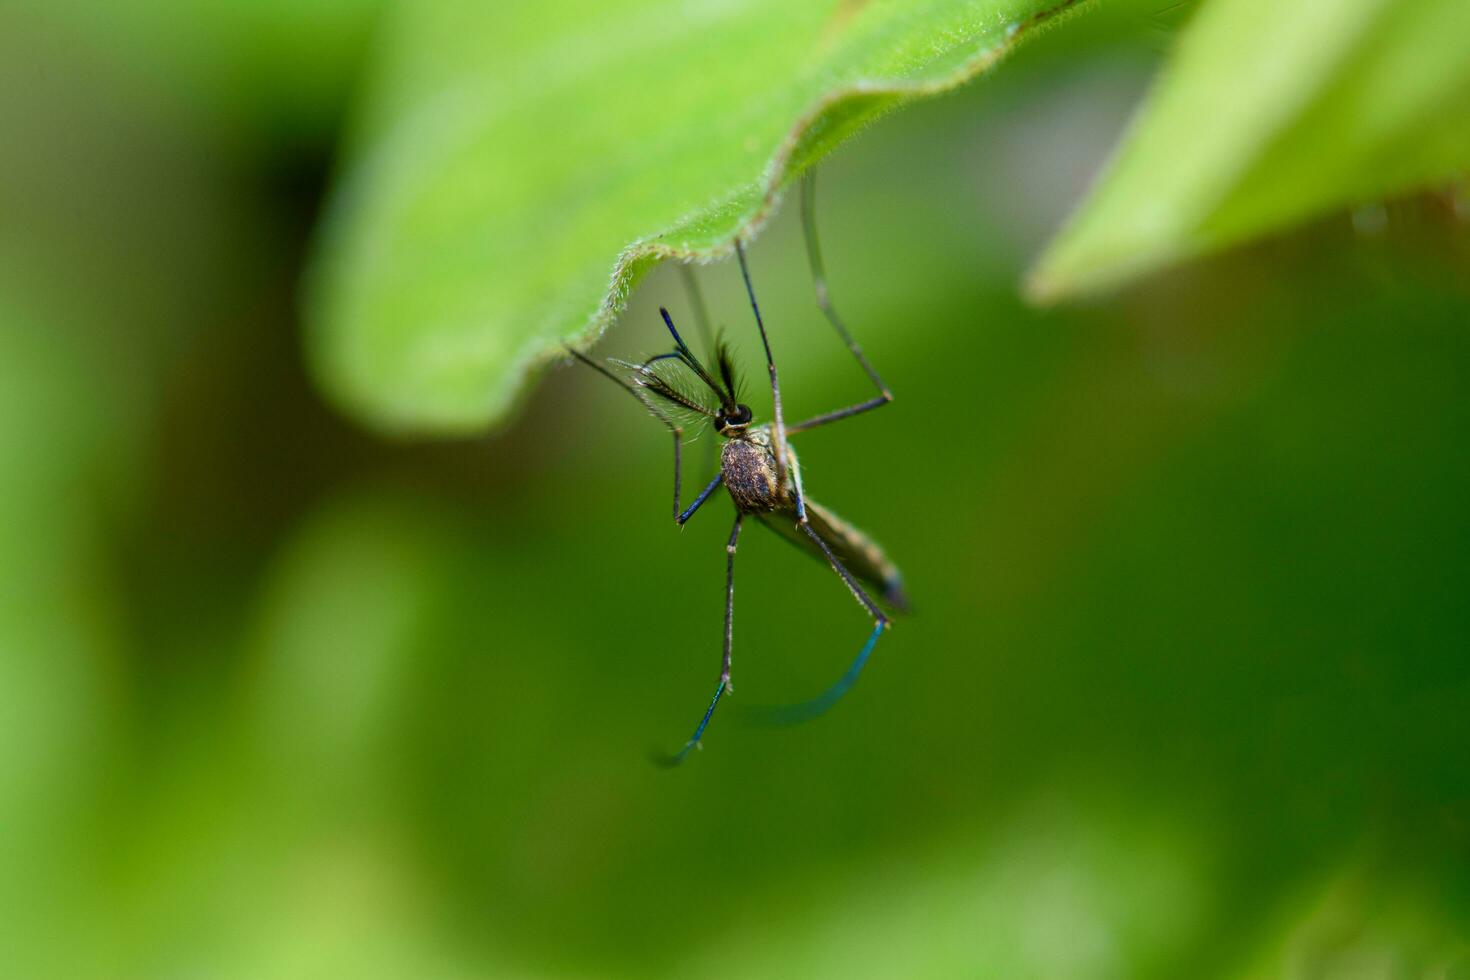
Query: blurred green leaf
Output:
[[677, 795, 1208, 979], [308, 0, 1093, 435], [1028, 0, 1470, 301], [249, 489, 454, 802], [28, 0, 382, 148], [1228, 871, 1470, 980]]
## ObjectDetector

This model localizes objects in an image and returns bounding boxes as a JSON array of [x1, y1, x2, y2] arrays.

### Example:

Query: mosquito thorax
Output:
[[721, 426, 799, 515], [713, 403, 754, 437]]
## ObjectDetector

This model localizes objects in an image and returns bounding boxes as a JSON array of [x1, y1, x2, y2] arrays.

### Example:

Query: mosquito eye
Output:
[[733, 404, 753, 425], [713, 417, 727, 432]]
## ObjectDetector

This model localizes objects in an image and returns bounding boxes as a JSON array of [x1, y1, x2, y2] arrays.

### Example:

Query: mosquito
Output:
[[567, 170, 907, 765]]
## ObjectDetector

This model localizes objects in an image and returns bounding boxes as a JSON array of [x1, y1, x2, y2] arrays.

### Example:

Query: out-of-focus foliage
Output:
[[1030, 0, 1470, 299], [3, 2, 1470, 978], [307, 0, 1092, 435], [32, 0, 381, 151]]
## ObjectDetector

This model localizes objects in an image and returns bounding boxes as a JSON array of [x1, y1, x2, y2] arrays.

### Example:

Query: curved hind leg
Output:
[[749, 522, 890, 726]]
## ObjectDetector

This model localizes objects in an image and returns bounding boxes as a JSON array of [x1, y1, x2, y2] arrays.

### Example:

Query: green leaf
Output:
[[308, 0, 1094, 435], [1028, 0, 1470, 302]]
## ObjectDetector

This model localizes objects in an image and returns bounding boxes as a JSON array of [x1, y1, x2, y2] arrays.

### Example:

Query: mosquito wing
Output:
[[757, 498, 908, 613]]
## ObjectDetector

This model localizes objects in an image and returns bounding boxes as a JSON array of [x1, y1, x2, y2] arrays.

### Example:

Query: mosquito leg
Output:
[[802, 170, 890, 396], [669, 429, 683, 520], [736, 239, 790, 494], [678, 263, 717, 361], [655, 513, 744, 766], [788, 400, 892, 435], [790, 453, 808, 525], [678, 472, 725, 526], [747, 521, 889, 726], [565, 345, 687, 522], [789, 169, 893, 436]]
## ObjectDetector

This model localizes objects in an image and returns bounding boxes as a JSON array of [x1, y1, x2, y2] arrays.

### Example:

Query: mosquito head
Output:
[[641, 306, 752, 435], [713, 403, 754, 436]]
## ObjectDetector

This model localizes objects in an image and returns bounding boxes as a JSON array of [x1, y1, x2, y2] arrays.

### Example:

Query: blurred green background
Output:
[[3, 3, 1469, 978]]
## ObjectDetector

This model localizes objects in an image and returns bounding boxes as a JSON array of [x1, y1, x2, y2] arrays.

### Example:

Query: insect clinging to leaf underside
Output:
[[566, 170, 908, 765]]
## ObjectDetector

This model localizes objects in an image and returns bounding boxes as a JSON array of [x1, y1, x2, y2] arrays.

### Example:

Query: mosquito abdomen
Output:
[[754, 498, 908, 614]]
